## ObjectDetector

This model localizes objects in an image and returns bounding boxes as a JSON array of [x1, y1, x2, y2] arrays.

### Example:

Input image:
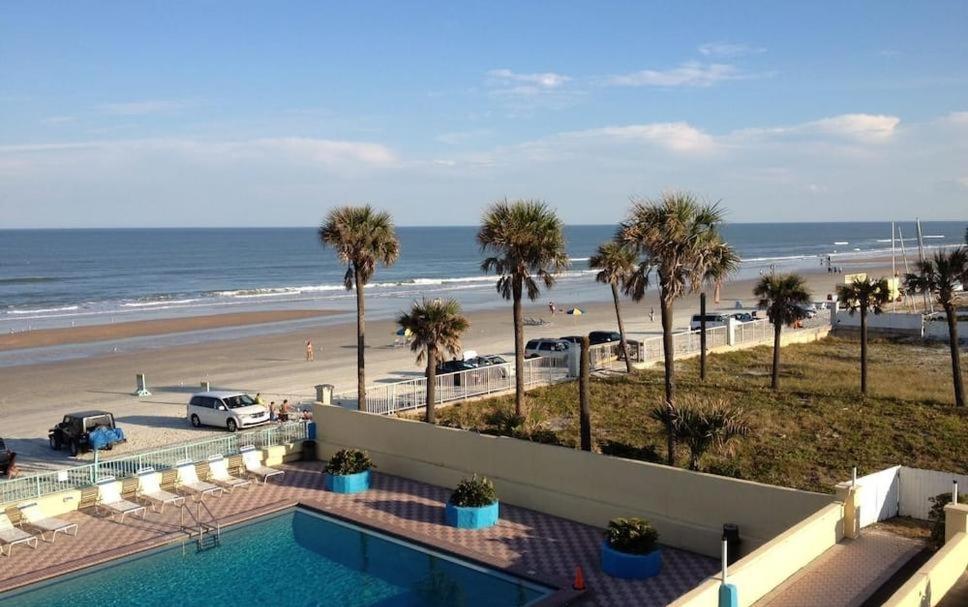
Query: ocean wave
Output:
[[0, 276, 62, 285], [7, 305, 80, 315], [121, 298, 201, 308]]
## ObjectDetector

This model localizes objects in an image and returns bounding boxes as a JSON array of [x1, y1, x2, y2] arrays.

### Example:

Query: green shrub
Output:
[[604, 517, 659, 555], [324, 449, 373, 475], [928, 491, 967, 548], [449, 475, 497, 507]]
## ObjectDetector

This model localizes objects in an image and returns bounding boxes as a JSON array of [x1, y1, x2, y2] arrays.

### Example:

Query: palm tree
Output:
[[589, 241, 638, 373], [753, 273, 812, 390], [398, 298, 469, 423], [836, 277, 892, 395], [650, 399, 750, 471], [904, 248, 968, 407], [619, 192, 738, 465], [319, 205, 400, 411], [478, 199, 568, 417]]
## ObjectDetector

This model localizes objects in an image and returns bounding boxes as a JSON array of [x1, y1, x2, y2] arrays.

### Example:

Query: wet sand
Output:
[[0, 309, 339, 351]]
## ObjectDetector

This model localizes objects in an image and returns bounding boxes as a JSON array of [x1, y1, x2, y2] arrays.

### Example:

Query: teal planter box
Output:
[[600, 541, 662, 579], [324, 470, 370, 494], [445, 500, 499, 529]]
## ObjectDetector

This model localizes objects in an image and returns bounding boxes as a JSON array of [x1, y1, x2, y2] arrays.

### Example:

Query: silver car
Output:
[[187, 391, 270, 432]]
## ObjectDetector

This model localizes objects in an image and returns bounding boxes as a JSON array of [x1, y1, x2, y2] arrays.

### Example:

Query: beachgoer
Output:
[[269, 401, 277, 421], [279, 399, 289, 422], [548, 301, 556, 315], [649, 307, 655, 323], [254, 393, 263, 404], [305, 338, 314, 361]]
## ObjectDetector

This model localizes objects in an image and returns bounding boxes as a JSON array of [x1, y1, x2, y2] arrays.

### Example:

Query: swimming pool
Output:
[[0, 507, 554, 606]]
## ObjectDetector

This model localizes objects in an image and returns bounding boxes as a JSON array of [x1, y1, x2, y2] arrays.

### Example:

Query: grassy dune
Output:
[[429, 336, 968, 493]]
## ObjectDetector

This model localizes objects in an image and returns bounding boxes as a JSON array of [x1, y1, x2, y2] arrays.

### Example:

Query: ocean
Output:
[[1, 222, 964, 333]]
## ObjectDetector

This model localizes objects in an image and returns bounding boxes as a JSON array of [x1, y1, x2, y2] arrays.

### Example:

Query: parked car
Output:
[[0, 438, 17, 478], [525, 338, 572, 358], [732, 312, 754, 322], [187, 391, 270, 432], [689, 313, 731, 331], [588, 331, 621, 345], [796, 304, 818, 319], [49, 410, 126, 457], [472, 354, 508, 366], [437, 359, 478, 374], [558, 335, 584, 345]]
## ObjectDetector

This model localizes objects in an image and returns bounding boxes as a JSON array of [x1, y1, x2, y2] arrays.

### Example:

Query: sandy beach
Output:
[[0, 309, 339, 351], [0, 254, 898, 472]]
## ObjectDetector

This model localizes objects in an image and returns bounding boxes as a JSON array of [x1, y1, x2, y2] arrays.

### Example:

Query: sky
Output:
[[1, 1, 967, 228]]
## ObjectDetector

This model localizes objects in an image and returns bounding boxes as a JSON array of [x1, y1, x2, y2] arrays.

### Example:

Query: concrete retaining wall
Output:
[[313, 404, 835, 558]]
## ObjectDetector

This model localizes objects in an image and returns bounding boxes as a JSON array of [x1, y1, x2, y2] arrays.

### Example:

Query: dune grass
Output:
[[429, 336, 968, 493]]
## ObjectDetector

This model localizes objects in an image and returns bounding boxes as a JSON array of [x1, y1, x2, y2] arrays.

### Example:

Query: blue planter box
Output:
[[445, 500, 499, 529], [600, 541, 662, 579], [324, 470, 370, 494]]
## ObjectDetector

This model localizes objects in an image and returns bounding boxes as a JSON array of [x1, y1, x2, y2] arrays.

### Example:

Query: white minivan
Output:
[[187, 391, 270, 432]]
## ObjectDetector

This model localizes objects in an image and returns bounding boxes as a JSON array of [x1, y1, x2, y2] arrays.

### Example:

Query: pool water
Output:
[[0, 508, 553, 606]]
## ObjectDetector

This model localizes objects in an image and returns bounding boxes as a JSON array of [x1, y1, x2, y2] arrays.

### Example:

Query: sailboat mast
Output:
[[898, 226, 916, 313], [891, 221, 897, 311]]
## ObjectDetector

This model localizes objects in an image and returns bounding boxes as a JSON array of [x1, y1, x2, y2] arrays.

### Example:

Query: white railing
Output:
[[0, 421, 308, 506], [334, 357, 570, 415]]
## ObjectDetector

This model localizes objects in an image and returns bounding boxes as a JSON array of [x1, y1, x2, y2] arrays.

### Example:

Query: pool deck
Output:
[[0, 463, 717, 606]]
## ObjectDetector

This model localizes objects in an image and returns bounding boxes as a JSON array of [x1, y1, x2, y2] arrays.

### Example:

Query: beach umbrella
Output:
[[566, 308, 584, 315]]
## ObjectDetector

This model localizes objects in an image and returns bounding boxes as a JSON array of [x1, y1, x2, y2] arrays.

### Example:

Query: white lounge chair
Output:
[[0, 513, 38, 557], [175, 460, 222, 500], [136, 467, 185, 513], [18, 503, 78, 543], [240, 445, 285, 484], [207, 455, 251, 492], [95, 477, 147, 523]]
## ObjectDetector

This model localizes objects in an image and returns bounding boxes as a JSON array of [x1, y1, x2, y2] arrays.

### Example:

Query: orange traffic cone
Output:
[[573, 565, 586, 591]]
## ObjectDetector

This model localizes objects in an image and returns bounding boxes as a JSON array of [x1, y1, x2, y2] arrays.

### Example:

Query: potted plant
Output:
[[601, 518, 662, 579], [445, 475, 499, 529], [323, 449, 373, 494]]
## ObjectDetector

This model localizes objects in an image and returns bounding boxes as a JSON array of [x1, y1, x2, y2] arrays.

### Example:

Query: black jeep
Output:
[[49, 410, 125, 457], [0, 438, 17, 478]]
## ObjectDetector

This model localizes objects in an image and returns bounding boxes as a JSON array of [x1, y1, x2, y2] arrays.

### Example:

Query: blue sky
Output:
[[1, 1, 967, 227]]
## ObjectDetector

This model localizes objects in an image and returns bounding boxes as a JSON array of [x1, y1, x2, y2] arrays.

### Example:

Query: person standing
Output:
[[305, 338, 314, 361], [548, 301, 556, 315], [649, 307, 655, 323]]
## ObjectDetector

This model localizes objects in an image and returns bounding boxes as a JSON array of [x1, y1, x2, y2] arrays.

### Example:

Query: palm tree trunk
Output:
[[512, 277, 525, 418], [944, 303, 965, 407], [425, 347, 437, 423], [579, 336, 592, 451], [771, 322, 782, 390], [611, 283, 633, 373], [354, 265, 366, 411], [860, 307, 868, 395], [659, 293, 676, 466]]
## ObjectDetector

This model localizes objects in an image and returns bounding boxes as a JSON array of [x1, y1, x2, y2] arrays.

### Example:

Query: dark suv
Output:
[[588, 331, 621, 345], [49, 411, 125, 457], [0, 438, 16, 478]]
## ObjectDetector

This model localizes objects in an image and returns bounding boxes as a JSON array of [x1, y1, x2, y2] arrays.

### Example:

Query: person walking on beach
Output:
[[305, 338, 314, 361], [548, 301, 556, 315], [649, 307, 655, 323], [269, 401, 277, 421]]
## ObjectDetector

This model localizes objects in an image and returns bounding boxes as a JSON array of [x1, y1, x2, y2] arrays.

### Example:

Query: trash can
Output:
[[301, 439, 317, 462], [723, 523, 742, 565]]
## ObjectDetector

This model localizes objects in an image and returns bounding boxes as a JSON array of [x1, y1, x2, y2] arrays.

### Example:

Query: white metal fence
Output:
[[334, 356, 570, 415], [0, 421, 308, 506], [846, 465, 968, 526]]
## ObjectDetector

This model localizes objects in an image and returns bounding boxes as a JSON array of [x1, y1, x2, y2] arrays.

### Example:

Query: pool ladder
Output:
[[179, 499, 221, 552]]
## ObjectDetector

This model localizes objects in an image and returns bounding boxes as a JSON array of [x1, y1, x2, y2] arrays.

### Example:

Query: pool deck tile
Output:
[[0, 464, 717, 606]]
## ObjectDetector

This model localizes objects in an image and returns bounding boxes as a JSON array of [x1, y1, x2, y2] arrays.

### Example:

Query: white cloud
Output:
[[606, 62, 749, 87], [579, 123, 717, 154], [698, 42, 765, 57], [734, 113, 901, 144], [97, 100, 192, 116], [943, 111, 968, 125], [486, 69, 570, 89], [41, 115, 76, 125]]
